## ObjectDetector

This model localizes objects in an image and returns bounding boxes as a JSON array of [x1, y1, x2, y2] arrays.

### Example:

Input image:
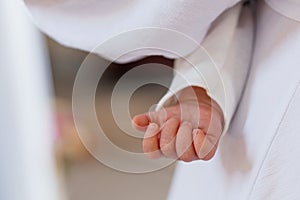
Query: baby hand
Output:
[[132, 87, 224, 162]]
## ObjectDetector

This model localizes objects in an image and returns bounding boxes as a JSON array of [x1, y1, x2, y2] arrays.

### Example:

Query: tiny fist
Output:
[[134, 86, 224, 162]]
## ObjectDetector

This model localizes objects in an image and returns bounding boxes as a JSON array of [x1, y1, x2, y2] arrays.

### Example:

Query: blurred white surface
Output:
[[0, 0, 59, 200]]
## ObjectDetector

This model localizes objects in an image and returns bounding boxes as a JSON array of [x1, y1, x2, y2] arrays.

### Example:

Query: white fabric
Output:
[[24, 0, 240, 63], [265, 0, 300, 22], [23, 0, 300, 199], [24, 0, 249, 134], [157, 3, 253, 134], [0, 1, 59, 200], [167, 1, 300, 199]]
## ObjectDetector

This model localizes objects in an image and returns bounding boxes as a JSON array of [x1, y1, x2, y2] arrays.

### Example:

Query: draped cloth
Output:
[[23, 0, 300, 199]]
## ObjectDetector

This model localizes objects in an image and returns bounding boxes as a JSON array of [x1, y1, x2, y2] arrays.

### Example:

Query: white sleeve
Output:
[[23, 0, 241, 63], [265, 0, 300, 22], [156, 3, 254, 134]]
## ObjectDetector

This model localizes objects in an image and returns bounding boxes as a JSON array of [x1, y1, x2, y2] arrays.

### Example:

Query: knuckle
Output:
[[179, 154, 195, 162], [160, 144, 175, 157]]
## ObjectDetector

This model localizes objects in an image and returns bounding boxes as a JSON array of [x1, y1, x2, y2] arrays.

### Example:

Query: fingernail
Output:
[[192, 129, 199, 138], [148, 123, 159, 132]]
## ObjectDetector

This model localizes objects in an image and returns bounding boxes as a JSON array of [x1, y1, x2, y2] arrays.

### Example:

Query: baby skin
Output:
[[133, 86, 225, 162]]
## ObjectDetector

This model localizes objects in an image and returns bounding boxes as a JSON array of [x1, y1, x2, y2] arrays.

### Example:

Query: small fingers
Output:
[[143, 123, 161, 159], [193, 129, 219, 160], [193, 107, 223, 160], [132, 114, 150, 131], [160, 118, 180, 158], [132, 108, 167, 131], [176, 122, 198, 162]]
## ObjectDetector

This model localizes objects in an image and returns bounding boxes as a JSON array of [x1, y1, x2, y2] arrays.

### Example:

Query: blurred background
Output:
[[0, 1, 176, 200]]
